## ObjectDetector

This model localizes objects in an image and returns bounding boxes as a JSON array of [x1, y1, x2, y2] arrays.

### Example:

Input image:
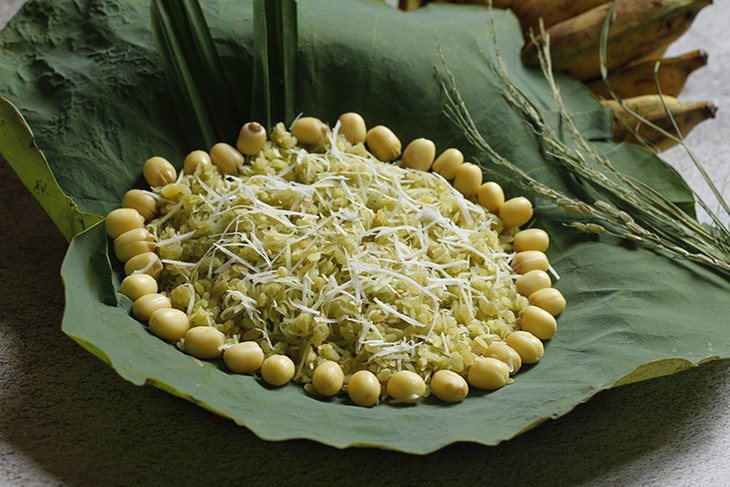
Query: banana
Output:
[[601, 95, 717, 151], [398, 0, 512, 9], [509, 0, 532, 10], [398, 0, 423, 10], [631, 46, 670, 65], [587, 50, 708, 98], [513, 0, 609, 36], [521, 0, 712, 81], [440, 0, 513, 6]]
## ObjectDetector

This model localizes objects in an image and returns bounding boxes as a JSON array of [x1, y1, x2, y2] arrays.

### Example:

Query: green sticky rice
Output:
[[147, 123, 527, 388]]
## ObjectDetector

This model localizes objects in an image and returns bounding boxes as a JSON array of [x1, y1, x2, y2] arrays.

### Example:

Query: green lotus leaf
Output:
[[1, 0, 727, 453]]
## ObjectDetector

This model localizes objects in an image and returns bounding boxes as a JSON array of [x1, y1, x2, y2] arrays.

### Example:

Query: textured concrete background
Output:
[[1, 1, 729, 486]]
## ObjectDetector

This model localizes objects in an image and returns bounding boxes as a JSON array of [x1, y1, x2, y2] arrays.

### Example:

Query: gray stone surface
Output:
[[1, 1, 729, 486]]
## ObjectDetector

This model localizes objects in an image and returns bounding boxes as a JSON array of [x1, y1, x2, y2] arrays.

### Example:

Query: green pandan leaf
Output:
[[1, 0, 726, 453]]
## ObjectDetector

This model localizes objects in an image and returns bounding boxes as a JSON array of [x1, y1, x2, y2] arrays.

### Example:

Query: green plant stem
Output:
[[597, 0, 730, 232], [438, 6, 730, 276], [252, 0, 297, 130], [150, 0, 242, 149]]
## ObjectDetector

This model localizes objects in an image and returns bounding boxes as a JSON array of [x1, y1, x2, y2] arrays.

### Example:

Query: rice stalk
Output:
[[596, 0, 730, 236], [438, 3, 730, 275]]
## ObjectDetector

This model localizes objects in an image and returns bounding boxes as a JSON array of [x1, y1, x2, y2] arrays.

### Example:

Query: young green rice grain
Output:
[[145, 123, 528, 386]]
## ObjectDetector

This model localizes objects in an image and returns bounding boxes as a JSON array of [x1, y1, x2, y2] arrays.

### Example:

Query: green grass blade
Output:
[[151, 0, 217, 148], [151, 0, 243, 149], [179, 0, 242, 142], [251, 0, 271, 128], [280, 0, 297, 124], [251, 0, 297, 129]]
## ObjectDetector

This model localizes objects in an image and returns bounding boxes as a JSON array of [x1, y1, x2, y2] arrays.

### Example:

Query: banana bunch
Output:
[[397, 0, 716, 151], [518, 0, 709, 79]]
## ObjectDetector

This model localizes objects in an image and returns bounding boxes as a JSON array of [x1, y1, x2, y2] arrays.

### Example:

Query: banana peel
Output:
[[521, 0, 712, 81], [602, 95, 717, 151]]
